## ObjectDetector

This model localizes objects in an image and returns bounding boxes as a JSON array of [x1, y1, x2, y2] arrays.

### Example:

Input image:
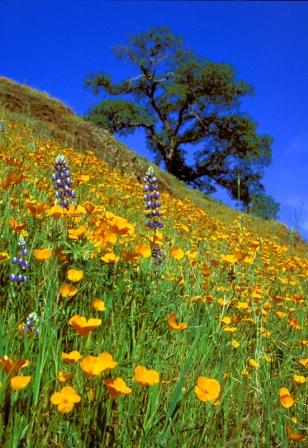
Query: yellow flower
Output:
[[92, 298, 106, 311], [170, 246, 185, 260], [0, 356, 29, 376], [67, 269, 84, 283], [248, 359, 259, 369], [135, 244, 151, 258], [58, 371, 74, 383], [279, 388, 295, 408], [101, 252, 120, 264], [68, 315, 102, 337], [220, 316, 231, 326], [298, 358, 308, 368], [134, 365, 160, 386], [33, 248, 52, 261], [80, 353, 117, 376], [195, 377, 221, 402], [68, 226, 87, 240], [167, 314, 188, 332], [223, 326, 237, 333], [0, 252, 9, 262], [60, 284, 78, 299], [103, 377, 132, 397], [286, 426, 305, 442], [231, 339, 240, 349], [293, 374, 306, 384], [61, 351, 82, 365], [50, 386, 81, 413], [10, 375, 31, 390]]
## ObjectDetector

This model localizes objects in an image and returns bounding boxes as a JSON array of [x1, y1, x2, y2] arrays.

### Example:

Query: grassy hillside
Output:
[[0, 76, 306, 256], [0, 77, 307, 447]]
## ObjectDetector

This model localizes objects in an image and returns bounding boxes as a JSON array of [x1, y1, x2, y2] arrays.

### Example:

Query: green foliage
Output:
[[85, 26, 275, 209], [249, 193, 280, 220]]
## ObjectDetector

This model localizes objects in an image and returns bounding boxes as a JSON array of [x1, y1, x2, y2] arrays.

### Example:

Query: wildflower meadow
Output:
[[0, 117, 307, 447]]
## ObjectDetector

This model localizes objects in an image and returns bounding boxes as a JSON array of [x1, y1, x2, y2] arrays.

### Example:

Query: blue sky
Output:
[[1, 1, 308, 239]]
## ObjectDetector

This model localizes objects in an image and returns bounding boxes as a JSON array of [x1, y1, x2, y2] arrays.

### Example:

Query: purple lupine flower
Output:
[[52, 155, 76, 209], [10, 236, 29, 283], [143, 166, 164, 264], [21, 312, 39, 337]]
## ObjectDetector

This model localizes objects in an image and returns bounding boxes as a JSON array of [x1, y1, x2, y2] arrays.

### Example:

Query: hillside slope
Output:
[[0, 76, 307, 257], [0, 77, 307, 447]]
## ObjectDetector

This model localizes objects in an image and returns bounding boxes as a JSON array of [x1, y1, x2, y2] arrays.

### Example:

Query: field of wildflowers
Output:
[[0, 116, 307, 448]]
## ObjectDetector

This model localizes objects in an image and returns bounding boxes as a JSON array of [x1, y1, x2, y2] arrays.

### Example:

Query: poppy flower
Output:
[[231, 339, 240, 349], [9, 218, 27, 233], [298, 358, 308, 368], [100, 230, 117, 244], [10, 375, 31, 390], [61, 351, 82, 365], [223, 327, 237, 333], [92, 298, 106, 312], [195, 377, 221, 402], [50, 386, 81, 413], [103, 377, 132, 397], [26, 201, 47, 218], [33, 248, 52, 261], [47, 205, 65, 219], [68, 226, 87, 240], [0, 356, 29, 375], [286, 427, 305, 442], [220, 254, 240, 264], [80, 353, 117, 376], [60, 284, 78, 299], [293, 374, 306, 384], [220, 316, 232, 326], [0, 252, 9, 261], [67, 269, 84, 283], [134, 365, 160, 386], [76, 174, 90, 183], [2, 171, 24, 189], [279, 388, 295, 408], [68, 315, 102, 337], [167, 314, 187, 331], [58, 370, 74, 383], [135, 244, 151, 258], [170, 246, 184, 260], [66, 205, 86, 218], [101, 252, 120, 264], [248, 359, 259, 369]]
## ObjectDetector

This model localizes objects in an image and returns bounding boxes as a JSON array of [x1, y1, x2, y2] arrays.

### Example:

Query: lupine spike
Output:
[[10, 236, 30, 283], [143, 166, 164, 264], [52, 154, 75, 209]]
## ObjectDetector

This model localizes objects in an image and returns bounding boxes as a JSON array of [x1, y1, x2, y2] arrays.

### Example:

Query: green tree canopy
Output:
[[85, 26, 277, 211]]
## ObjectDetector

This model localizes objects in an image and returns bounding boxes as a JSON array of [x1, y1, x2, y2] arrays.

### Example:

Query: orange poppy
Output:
[[61, 351, 82, 364], [170, 246, 185, 260], [67, 269, 84, 283], [50, 386, 81, 413], [167, 314, 187, 331], [195, 377, 221, 402], [103, 377, 132, 397], [60, 284, 78, 299], [80, 353, 117, 376], [134, 365, 160, 386], [92, 298, 106, 311], [286, 427, 305, 442], [0, 356, 29, 376], [33, 248, 52, 261], [58, 370, 75, 383], [10, 375, 31, 391], [279, 388, 295, 408], [68, 315, 102, 337]]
